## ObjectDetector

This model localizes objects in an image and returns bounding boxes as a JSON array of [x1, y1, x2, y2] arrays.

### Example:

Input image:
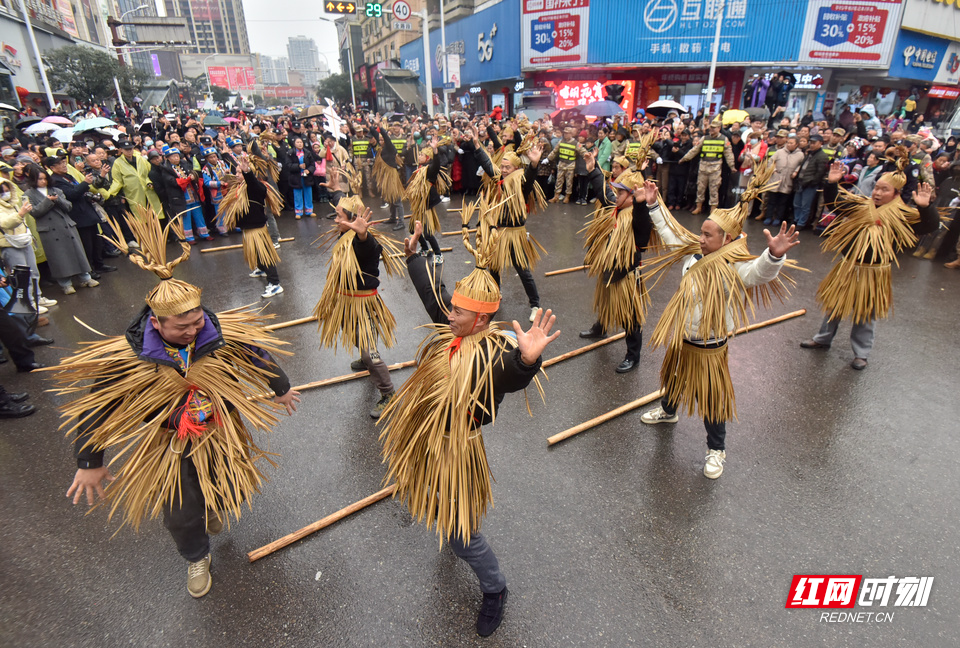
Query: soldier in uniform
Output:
[[821, 128, 846, 162], [350, 125, 376, 201], [547, 127, 579, 204], [680, 118, 737, 215]]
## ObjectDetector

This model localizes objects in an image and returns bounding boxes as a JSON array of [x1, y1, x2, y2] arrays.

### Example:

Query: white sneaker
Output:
[[249, 268, 267, 278], [261, 283, 284, 298], [126, 240, 140, 249], [433, 254, 443, 265], [38, 296, 57, 307], [80, 279, 100, 288], [440, 196, 451, 203], [640, 406, 679, 425], [37, 305, 48, 315], [380, 202, 388, 209], [529, 306, 539, 322], [273, 241, 281, 249], [703, 449, 726, 479]]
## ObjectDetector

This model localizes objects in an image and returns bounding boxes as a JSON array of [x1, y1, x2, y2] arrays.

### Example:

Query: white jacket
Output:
[[648, 202, 787, 342]]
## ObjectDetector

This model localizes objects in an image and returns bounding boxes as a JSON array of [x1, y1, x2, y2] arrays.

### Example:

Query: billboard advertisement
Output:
[[190, 0, 221, 22], [900, 0, 960, 43], [263, 86, 307, 99], [589, 0, 802, 66], [549, 79, 636, 117], [798, 0, 904, 68], [208, 66, 256, 90], [521, 0, 590, 70]]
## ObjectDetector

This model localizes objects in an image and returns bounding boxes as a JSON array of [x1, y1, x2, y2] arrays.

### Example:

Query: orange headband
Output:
[[451, 292, 500, 314]]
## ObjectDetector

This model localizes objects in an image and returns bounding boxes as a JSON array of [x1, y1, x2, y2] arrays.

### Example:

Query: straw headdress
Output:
[[709, 157, 778, 239]]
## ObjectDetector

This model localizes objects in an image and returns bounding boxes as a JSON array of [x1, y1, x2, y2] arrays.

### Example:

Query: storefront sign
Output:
[[799, 0, 904, 67], [588, 0, 802, 66], [262, 86, 307, 99], [889, 30, 959, 84], [928, 85, 960, 99], [0, 44, 22, 70], [208, 66, 256, 91], [521, 0, 590, 69], [900, 0, 960, 43], [548, 78, 636, 117]]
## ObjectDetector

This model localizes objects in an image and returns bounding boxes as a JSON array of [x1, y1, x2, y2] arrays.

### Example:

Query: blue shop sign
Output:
[[399, 0, 520, 89], [588, 0, 803, 65], [888, 30, 950, 83]]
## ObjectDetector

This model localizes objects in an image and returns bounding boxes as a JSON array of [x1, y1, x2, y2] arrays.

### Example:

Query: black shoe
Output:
[[350, 359, 366, 371], [578, 325, 605, 340], [0, 401, 36, 418], [851, 357, 868, 370], [95, 265, 117, 273], [615, 358, 638, 373], [477, 587, 508, 637], [102, 249, 122, 258], [392, 221, 406, 231], [7, 392, 29, 403], [89, 271, 102, 280], [16, 362, 44, 373], [26, 336, 54, 347]]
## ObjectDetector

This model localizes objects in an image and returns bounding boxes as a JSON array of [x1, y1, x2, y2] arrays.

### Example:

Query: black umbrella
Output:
[[16, 116, 42, 128], [745, 107, 769, 121]]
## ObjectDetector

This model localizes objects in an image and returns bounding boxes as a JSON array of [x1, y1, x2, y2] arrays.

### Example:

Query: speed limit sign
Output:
[[393, 0, 410, 20]]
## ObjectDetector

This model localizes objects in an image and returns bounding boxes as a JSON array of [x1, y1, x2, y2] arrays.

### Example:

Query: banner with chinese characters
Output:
[[549, 79, 635, 116], [522, 0, 590, 70], [798, 0, 904, 68], [588, 0, 802, 65]]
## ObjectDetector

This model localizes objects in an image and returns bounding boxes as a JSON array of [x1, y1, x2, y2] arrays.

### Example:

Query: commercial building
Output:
[[287, 35, 329, 91], [162, 0, 250, 55]]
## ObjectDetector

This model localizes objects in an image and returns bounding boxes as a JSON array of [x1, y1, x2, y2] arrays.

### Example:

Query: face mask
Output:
[[0, 191, 10, 201], [750, 139, 759, 145]]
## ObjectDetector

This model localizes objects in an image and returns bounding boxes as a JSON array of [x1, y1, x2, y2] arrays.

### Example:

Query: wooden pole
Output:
[[544, 265, 589, 277], [201, 237, 295, 253], [548, 389, 664, 446], [542, 332, 625, 368], [291, 360, 417, 392], [263, 315, 317, 331], [247, 484, 397, 562], [547, 309, 807, 445], [442, 228, 476, 236]]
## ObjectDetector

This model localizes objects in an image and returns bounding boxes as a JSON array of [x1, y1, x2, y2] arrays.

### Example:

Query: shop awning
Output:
[[380, 77, 423, 110], [929, 86, 959, 100]]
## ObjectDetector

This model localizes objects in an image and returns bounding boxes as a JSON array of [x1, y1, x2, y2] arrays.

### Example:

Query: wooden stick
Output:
[[547, 309, 807, 445], [201, 237, 295, 253], [247, 484, 397, 562], [442, 228, 476, 236], [291, 360, 417, 392], [543, 332, 625, 368], [548, 389, 664, 446], [263, 315, 317, 331], [544, 264, 589, 277], [387, 247, 452, 258]]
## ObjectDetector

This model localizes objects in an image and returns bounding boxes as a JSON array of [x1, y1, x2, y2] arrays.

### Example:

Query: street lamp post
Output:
[[704, 0, 725, 116], [202, 54, 218, 99], [417, 9, 433, 117], [319, 15, 356, 108]]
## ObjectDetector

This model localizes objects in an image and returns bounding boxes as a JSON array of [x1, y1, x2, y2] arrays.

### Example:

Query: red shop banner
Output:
[[547, 79, 636, 117]]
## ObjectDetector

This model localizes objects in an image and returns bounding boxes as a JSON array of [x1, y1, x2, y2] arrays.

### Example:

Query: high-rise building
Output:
[[163, 0, 250, 55], [256, 54, 288, 85], [287, 36, 327, 90], [115, 0, 159, 76]]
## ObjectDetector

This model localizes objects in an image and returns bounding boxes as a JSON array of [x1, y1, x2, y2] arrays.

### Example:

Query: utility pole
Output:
[[19, 0, 55, 109], [704, 0, 725, 117], [417, 8, 433, 117], [439, 0, 448, 118]]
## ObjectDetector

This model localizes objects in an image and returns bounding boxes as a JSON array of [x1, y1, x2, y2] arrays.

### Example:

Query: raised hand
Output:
[[583, 149, 596, 173], [643, 179, 659, 205], [528, 144, 543, 166], [764, 221, 800, 258], [827, 160, 845, 184], [67, 467, 116, 506], [403, 220, 423, 257], [912, 182, 933, 208], [512, 308, 560, 366]]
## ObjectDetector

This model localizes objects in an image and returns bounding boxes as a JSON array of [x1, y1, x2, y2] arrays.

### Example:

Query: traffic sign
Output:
[[393, 21, 412, 31], [365, 2, 383, 17], [393, 0, 410, 21], [324, 1, 357, 14]]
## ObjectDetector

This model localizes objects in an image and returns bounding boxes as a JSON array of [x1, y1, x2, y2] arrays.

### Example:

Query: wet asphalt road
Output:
[[2, 195, 958, 648]]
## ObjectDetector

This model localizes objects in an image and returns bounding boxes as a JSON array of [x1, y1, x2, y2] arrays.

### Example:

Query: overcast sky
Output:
[[242, 0, 343, 72]]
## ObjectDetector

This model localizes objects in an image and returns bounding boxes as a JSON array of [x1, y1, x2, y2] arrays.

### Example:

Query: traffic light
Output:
[[365, 2, 383, 17], [324, 1, 357, 14]]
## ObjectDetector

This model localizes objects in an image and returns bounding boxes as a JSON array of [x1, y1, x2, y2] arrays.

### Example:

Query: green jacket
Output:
[[111, 154, 164, 217], [597, 137, 613, 172]]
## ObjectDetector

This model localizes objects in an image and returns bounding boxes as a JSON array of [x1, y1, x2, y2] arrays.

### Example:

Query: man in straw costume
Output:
[[404, 138, 450, 260], [638, 160, 802, 479], [217, 154, 285, 298], [59, 213, 300, 598], [578, 152, 653, 374], [465, 123, 547, 322], [378, 218, 559, 637], [313, 195, 405, 419], [799, 147, 939, 369], [372, 120, 407, 232]]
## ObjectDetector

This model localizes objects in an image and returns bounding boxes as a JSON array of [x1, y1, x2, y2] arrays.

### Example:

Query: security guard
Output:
[[351, 125, 376, 199], [821, 128, 846, 161], [679, 118, 736, 215], [547, 127, 579, 204]]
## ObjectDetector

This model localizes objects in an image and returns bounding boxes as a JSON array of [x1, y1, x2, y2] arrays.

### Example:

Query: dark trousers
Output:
[[419, 232, 442, 255], [0, 312, 36, 368], [259, 261, 280, 284], [77, 224, 104, 270], [625, 325, 643, 362], [667, 172, 688, 206], [162, 453, 210, 562], [661, 399, 727, 451], [448, 531, 506, 594], [766, 192, 792, 224], [575, 175, 590, 201], [490, 250, 540, 308]]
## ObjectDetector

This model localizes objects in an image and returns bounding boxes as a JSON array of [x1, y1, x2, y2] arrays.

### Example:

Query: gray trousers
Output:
[[813, 315, 876, 359], [360, 346, 393, 394], [448, 531, 506, 594], [389, 199, 405, 223], [1, 246, 42, 300], [264, 206, 280, 244]]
